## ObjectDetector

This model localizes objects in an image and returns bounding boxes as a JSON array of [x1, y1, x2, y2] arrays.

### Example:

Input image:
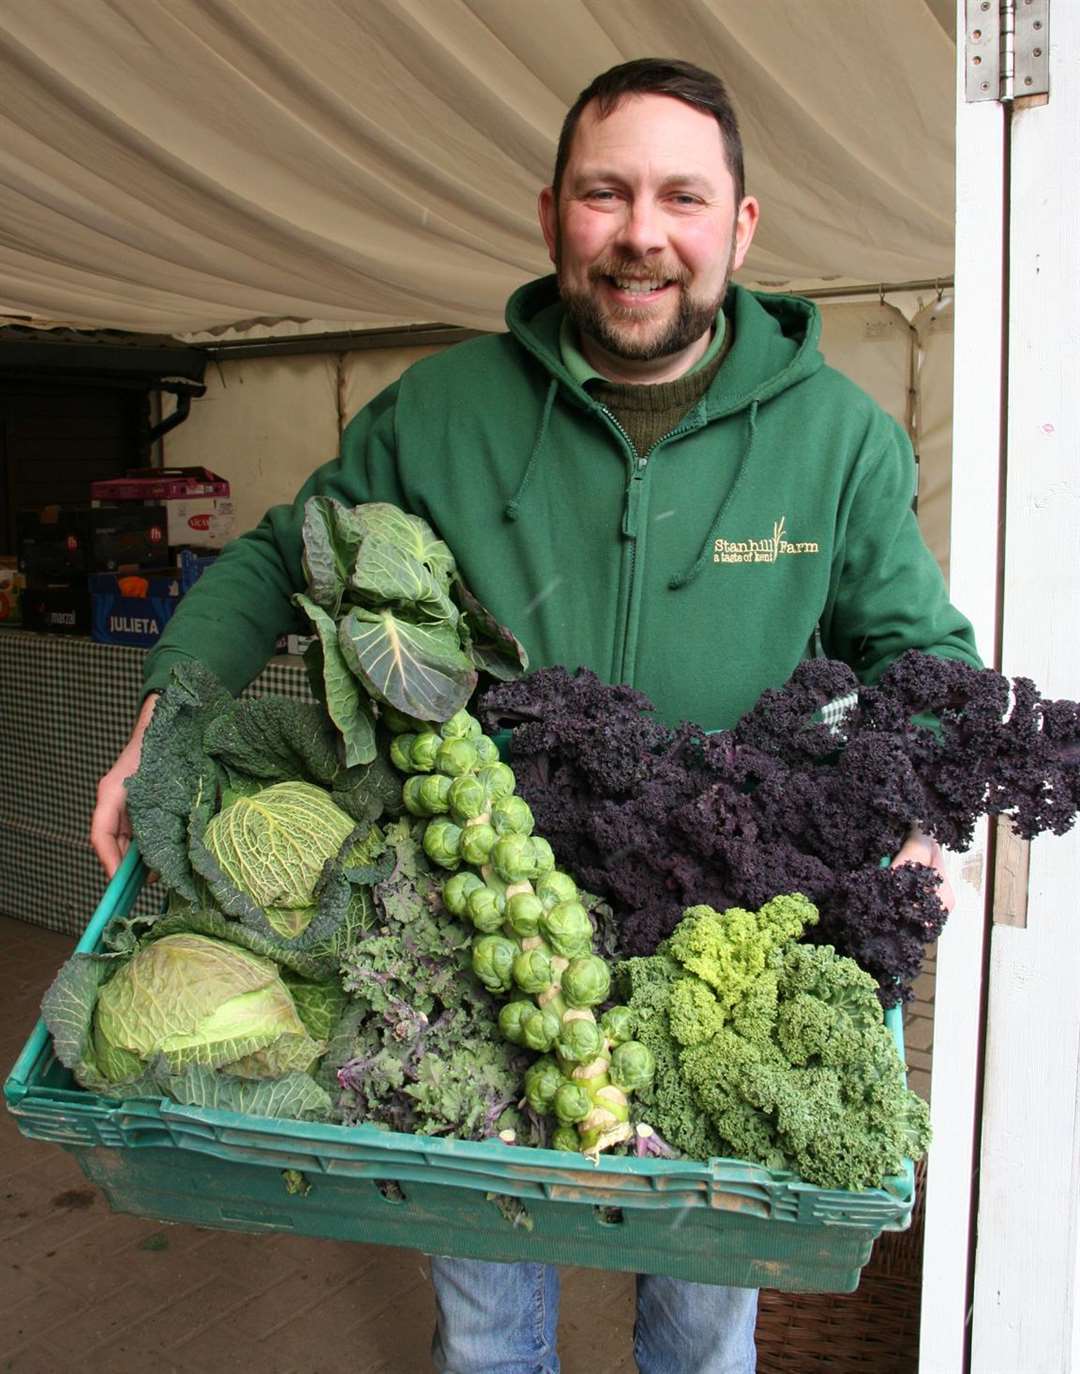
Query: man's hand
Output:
[[891, 824, 955, 914], [91, 692, 159, 878]]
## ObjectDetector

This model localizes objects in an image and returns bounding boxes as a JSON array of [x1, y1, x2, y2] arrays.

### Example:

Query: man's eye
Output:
[[670, 193, 702, 207], [586, 189, 618, 202]]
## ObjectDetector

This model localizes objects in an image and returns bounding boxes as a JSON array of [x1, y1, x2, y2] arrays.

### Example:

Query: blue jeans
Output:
[[429, 1256, 757, 1373]]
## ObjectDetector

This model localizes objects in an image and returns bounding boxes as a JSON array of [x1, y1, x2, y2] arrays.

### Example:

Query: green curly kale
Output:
[[617, 954, 728, 1165], [666, 896, 813, 1012], [619, 894, 930, 1190]]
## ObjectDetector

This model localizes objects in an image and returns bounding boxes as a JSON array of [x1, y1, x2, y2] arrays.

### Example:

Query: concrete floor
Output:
[[0, 913, 927, 1373]]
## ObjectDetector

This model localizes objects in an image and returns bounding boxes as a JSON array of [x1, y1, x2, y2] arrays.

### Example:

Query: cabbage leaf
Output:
[[294, 497, 524, 737], [41, 929, 336, 1120]]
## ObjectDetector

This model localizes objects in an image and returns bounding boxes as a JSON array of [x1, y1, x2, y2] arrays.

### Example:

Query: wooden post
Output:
[[918, 9, 1005, 1369]]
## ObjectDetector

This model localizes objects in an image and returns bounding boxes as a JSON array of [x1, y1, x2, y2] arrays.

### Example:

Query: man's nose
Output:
[[615, 198, 665, 258]]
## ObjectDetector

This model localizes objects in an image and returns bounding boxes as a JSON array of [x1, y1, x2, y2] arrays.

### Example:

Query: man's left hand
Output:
[[891, 826, 955, 913]]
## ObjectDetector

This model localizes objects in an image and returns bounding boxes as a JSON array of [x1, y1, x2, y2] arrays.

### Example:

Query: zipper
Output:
[[598, 405, 704, 687]]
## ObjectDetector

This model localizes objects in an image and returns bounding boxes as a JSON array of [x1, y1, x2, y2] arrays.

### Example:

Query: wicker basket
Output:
[[755, 1161, 926, 1373]]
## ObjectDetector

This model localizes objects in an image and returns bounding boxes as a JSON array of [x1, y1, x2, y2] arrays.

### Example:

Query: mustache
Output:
[[586, 259, 690, 288]]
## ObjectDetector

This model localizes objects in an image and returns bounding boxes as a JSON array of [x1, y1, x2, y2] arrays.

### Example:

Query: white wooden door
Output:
[[924, 6, 1080, 1371]]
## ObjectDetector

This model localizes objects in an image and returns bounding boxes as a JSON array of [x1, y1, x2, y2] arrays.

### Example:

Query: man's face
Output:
[[539, 94, 758, 374]]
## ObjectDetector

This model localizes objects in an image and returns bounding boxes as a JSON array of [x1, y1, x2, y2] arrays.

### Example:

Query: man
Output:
[[93, 59, 974, 1372]]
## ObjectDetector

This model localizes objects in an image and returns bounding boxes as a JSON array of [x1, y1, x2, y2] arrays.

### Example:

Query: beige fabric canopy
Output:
[[0, 0, 954, 336]]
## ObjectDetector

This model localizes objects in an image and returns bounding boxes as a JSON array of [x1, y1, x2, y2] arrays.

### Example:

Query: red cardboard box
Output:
[[90, 467, 229, 501], [90, 468, 234, 551]]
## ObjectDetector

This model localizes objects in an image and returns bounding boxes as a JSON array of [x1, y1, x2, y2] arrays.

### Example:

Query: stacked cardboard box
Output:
[[0, 557, 25, 625], [18, 469, 233, 641], [90, 467, 234, 553], [90, 549, 216, 647], [18, 506, 169, 635]]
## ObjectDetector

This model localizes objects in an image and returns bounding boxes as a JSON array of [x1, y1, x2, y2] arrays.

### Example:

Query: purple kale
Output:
[[815, 863, 949, 1008], [732, 658, 861, 765], [479, 651, 1080, 1003]]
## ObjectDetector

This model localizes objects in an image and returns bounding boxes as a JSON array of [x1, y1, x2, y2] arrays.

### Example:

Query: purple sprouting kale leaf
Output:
[[331, 816, 542, 1143]]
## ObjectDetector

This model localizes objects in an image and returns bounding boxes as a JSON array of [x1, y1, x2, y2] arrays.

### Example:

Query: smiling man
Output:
[[539, 87, 758, 381], [94, 57, 978, 1374]]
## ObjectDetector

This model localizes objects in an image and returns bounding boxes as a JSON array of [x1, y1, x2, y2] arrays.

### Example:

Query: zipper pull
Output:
[[622, 468, 645, 538]]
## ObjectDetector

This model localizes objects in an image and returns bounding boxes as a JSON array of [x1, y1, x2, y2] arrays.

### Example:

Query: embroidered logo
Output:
[[713, 516, 819, 565]]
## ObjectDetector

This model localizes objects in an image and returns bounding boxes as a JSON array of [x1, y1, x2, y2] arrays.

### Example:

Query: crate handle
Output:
[[76, 844, 147, 953]]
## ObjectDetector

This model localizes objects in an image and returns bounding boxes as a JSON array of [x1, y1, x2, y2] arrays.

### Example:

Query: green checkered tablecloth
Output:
[[0, 629, 314, 937]]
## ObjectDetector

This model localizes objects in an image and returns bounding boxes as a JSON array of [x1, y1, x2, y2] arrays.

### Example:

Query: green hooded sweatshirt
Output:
[[144, 276, 979, 730]]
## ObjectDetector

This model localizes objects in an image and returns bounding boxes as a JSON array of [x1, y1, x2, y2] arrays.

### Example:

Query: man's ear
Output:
[[538, 186, 558, 265], [732, 196, 760, 272]]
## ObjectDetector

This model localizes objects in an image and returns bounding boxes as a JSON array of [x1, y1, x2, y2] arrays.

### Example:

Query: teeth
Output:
[[613, 278, 666, 293]]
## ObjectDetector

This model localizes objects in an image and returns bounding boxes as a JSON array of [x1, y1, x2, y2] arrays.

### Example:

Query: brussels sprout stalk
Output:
[[393, 709, 654, 1157]]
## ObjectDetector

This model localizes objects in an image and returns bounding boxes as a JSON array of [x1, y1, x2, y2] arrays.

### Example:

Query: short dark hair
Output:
[[552, 58, 746, 206]]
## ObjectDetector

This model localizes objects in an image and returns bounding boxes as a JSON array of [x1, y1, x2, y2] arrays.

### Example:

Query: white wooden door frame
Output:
[[918, 19, 1003, 1366], [924, 7, 1080, 1371]]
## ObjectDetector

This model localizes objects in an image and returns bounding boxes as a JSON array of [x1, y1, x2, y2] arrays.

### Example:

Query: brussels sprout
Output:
[[490, 832, 534, 883], [512, 947, 553, 996], [498, 1000, 534, 1045], [381, 703, 426, 735], [466, 885, 505, 933], [476, 762, 515, 800], [529, 837, 556, 877], [401, 774, 428, 816], [418, 773, 453, 815], [489, 795, 534, 836], [553, 1081, 591, 1124], [519, 1005, 561, 1053], [556, 1016, 604, 1064], [440, 709, 480, 740], [410, 731, 442, 771], [435, 738, 479, 776], [540, 900, 593, 958], [390, 733, 418, 773], [447, 774, 488, 821], [473, 735, 501, 764], [504, 892, 543, 939], [422, 817, 463, 869], [551, 1125, 581, 1152], [524, 1056, 564, 1113], [600, 1005, 635, 1046], [472, 935, 517, 994], [459, 822, 497, 867], [610, 1041, 656, 1092], [561, 955, 611, 1009], [535, 870, 578, 910], [442, 870, 484, 918], [403, 773, 453, 816]]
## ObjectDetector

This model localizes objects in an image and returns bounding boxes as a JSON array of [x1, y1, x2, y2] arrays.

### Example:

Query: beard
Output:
[[555, 241, 735, 364]]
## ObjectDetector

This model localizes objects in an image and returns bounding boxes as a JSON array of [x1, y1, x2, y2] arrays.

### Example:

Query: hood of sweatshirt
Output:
[[503, 273, 826, 417]]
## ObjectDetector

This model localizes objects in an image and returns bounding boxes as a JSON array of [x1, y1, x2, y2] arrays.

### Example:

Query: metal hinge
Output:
[[965, 0, 1050, 102]]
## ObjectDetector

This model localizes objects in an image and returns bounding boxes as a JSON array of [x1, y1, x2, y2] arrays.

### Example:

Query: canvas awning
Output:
[[0, 0, 955, 336]]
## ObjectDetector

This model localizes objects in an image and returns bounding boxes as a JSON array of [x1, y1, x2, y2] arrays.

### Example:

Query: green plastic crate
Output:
[[4, 846, 917, 1292]]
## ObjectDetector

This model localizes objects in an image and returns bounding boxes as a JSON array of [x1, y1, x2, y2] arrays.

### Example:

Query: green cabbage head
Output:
[[202, 781, 359, 932], [91, 933, 325, 1083]]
